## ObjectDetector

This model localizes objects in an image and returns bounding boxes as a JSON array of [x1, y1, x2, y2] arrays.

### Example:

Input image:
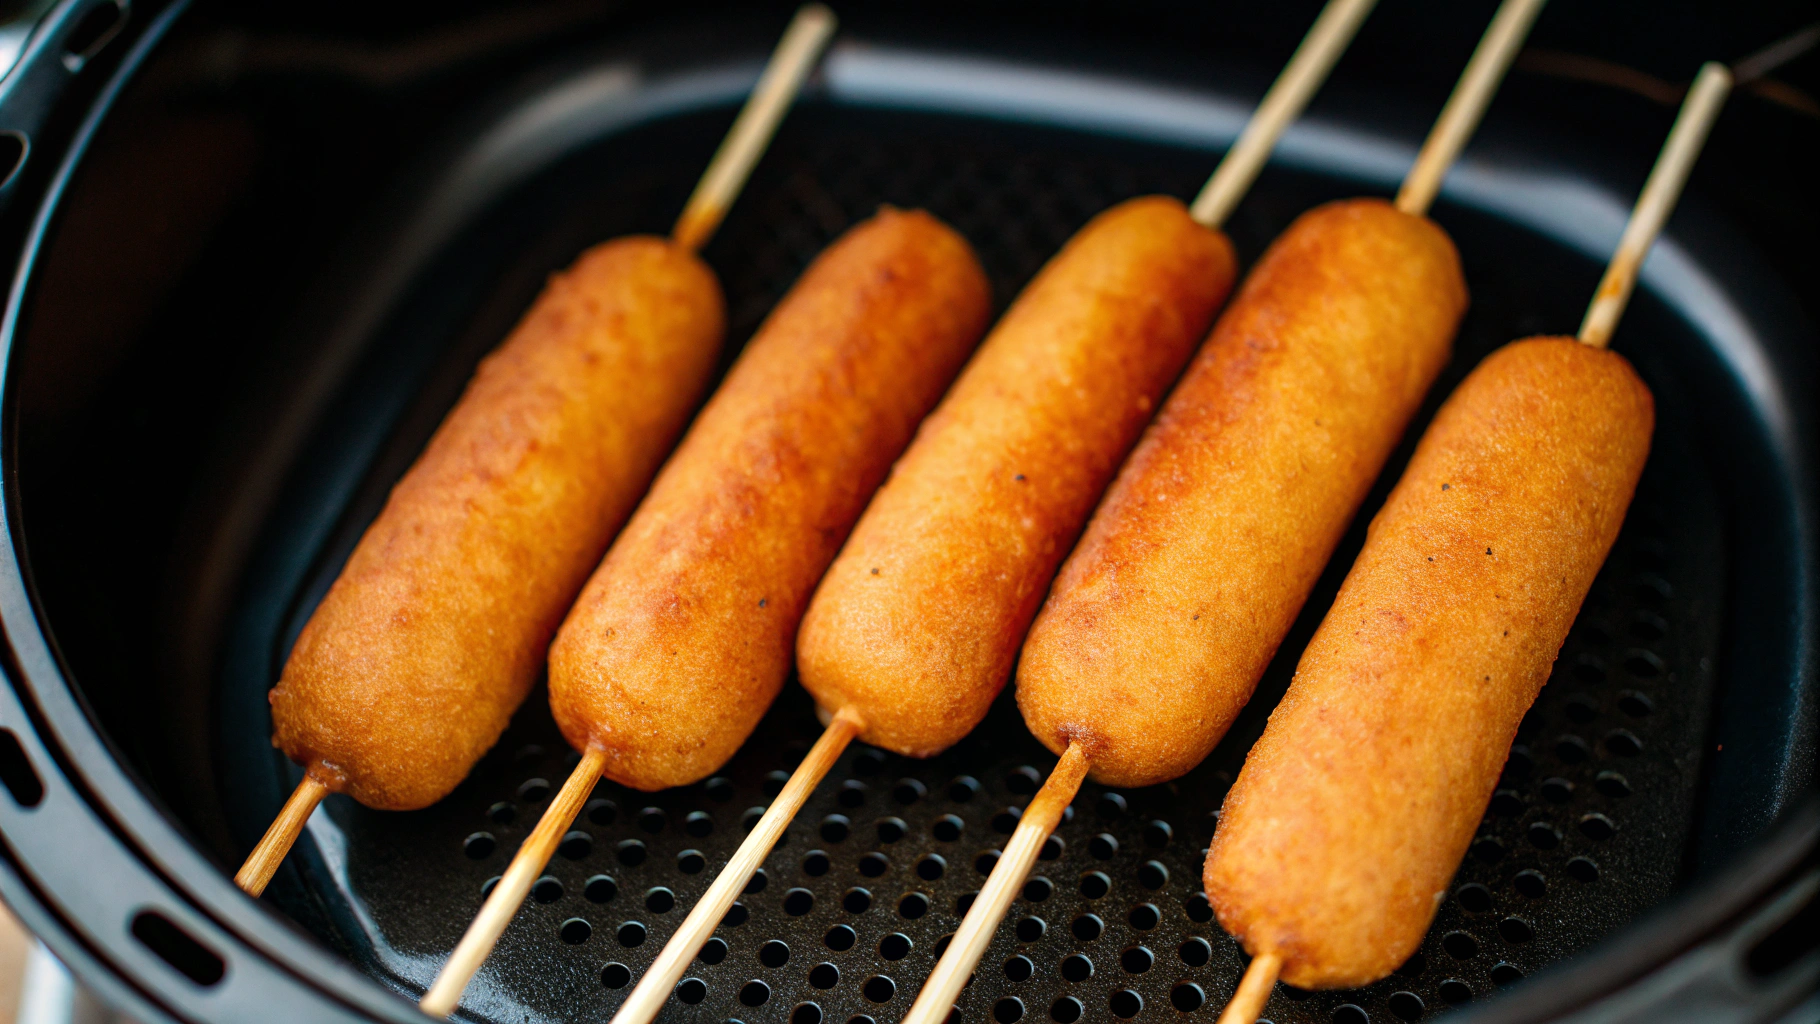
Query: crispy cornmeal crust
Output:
[[1206, 336, 1653, 988]]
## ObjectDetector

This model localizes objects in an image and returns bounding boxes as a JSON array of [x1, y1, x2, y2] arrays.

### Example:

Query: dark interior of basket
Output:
[[202, 61, 1743, 1024]]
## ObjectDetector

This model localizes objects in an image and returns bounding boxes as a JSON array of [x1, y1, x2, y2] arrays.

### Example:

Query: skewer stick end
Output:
[[1216, 952, 1284, 1024], [234, 771, 330, 897]]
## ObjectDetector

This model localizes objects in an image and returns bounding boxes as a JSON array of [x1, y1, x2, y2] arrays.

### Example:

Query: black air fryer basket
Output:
[[0, 3, 1815, 1024]]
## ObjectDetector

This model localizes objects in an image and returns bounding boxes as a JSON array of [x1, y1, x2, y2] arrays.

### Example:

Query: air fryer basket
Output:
[[1, 5, 1816, 1024]]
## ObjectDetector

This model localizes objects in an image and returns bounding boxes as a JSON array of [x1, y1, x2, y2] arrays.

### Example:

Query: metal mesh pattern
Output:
[[262, 109, 1722, 1024]]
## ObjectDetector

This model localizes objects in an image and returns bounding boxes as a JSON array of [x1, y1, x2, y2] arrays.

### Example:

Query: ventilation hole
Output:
[[1002, 766, 1039, 794], [1185, 892, 1213, 923], [743, 807, 767, 830], [1503, 744, 1534, 782], [645, 887, 675, 914], [918, 855, 947, 881], [863, 975, 896, 1003], [559, 831, 592, 860], [1015, 916, 1045, 942], [899, 893, 930, 919], [935, 934, 954, 957], [1528, 822, 1562, 850], [560, 918, 592, 944], [481, 876, 500, 898], [994, 809, 1021, 834], [1142, 820, 1173, 848], [745, 869, 769, 894], [1040, 836, 1064, 861], [1170, 983, 1204, 1012], [994, 997, 1026, 1023], [1563, 695, 1598, 723], [1127, 904, 1159, 930], [1579, 814, 1617, 840], [1119, 946, 1152, 973], [1443, 931, 1479, 959], [1388, 991, 1424, 1021], [1051, 996, 1084, 1023], [1456, 883, 1493, 913], [894, 778, 928, 804], [463, 832, 496, 860], [761, 939, 791, 968], [1071, 914, 1103, 941], [723, 902, 749, 927], [933, 814, 964, 842], [875, 932, 911, 961], [1438, 979, 1473, 1004], [675, 976, 707, 1004], [1137, 861, 1168, 890], [530, 877, 562, 903], [1514, 870, 1547, 899], [1617, 690, 1655, 718], [1489, 789, 1525, 816], [602, 962, 631, 988], [485, 801, 516, 824], [1395, 952, 1426, 978], [705, 777, 733, 801], [1499, 917, 1535, 944], [1179, 937, 1212, 967], [840, 781, 869, 808], [957, 892, 977, 915], [844, 888, 872, 913], [1596, 772, 1632, 798], [1023, 876, 1053, 902], [1567, 856, 1601, 883], [811, 962, 840, 988], [1635, 575, 1673, 604], [1605, 730, 1643, 757], [701, 938, 729, 965], [517, 778, 550, 802], [1555, 735, 1590, 763], [793, 1003, 824, 1024], [1079, 872, 1110, 899], [617, 921, 647, 947], [741, 980, 772, 1006], [764, 770, 792, 797], [1090, 834, 1119, 860], [639, 810, 666, 835], [584, 875, 617, 903], [1004, 954, 1033, 981], [947, 776, 982, 802], [825, 925, 857, 951], [617, 839, 647, 866], [1629, 611, 1667, 641], [822, 815, 852, 843], [976, 850, 1002, 875], [1332, 1005, 1368, 1024], [1573, 654, 1607, 683], [1471, 837, 1506, 862], [1059, 952, 1095, 981], [859, 853, 890, 877], [677, 850, 706, 874], [850, 1016, 877, 1024], [803, 850, 832, 877], [1109, 989, 1142, 1018], [130, 911, 223, 986], [1541, 777, 1575, 803], [1491, 961, 1525, 986], [1623, 649, 1664, 678], [784, 888, 815, 916], [678, 810, 713, 837]]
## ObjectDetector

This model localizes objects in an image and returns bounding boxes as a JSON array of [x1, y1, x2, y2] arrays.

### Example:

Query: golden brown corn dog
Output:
[[797, 196, 1235, 757], [550, 208, 991, 791], [1018, 198, 1465, 787], [1205, 336, 1654, 989], [270, 238, 723, 811]]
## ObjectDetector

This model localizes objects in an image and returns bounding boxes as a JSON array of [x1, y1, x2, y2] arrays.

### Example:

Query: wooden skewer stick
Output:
[[1395, 0, 1551, 216], [1216, 954, 1284, 1024], [900, 744, 1090, 1024], [1579, 61, 1731, 349], [1190, 0, 1382, 229], [671, 3, 838, 251], [421, 748, 609, 1016], [608, 707, 865, 1024], [234, 773, 330, 896]]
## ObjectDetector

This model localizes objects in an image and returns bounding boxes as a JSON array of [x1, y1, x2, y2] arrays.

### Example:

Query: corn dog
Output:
[[1017, 198, 1464, 786], [798, 196, 1235, 757]]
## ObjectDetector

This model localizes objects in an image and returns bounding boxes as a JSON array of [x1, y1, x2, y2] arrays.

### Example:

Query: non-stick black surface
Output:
[[199, 46, 1759, 1024]]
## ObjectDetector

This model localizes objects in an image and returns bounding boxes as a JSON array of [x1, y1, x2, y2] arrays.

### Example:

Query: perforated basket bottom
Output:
[[259, 109, 1721, 1024]]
